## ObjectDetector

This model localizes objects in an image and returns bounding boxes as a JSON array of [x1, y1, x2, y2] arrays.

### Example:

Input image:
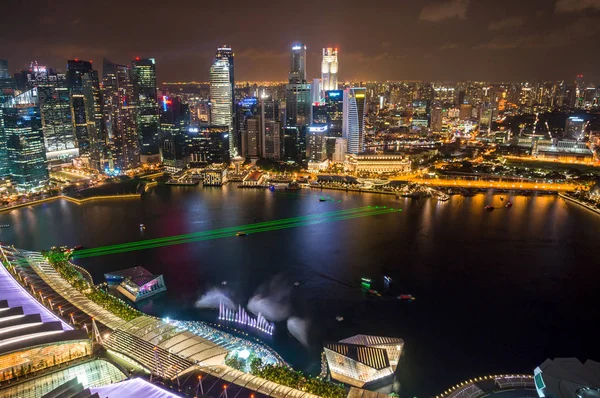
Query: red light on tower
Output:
[[75, 58, 79, 62], [135, 57, 140, 61]]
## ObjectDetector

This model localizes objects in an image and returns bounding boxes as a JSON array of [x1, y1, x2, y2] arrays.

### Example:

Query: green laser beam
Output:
[[74, 206, 372, 256], [74, 208, 398, 258]]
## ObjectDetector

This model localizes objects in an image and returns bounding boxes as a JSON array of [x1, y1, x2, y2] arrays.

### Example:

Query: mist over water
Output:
[[247, 274, 293, 322], [287, 317, 311, 347], [195, 287, 236, 310]]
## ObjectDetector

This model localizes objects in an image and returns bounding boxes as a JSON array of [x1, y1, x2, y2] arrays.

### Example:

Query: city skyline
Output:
[[2, 0, 600, 83]]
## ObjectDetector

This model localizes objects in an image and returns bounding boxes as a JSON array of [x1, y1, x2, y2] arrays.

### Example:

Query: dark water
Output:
[[1, 185, 599, 397]]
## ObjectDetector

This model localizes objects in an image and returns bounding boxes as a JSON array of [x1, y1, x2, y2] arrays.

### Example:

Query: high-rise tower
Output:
[[210, 46, 236, 157], [285, 43, 311, 161], [67, 60, 97, 158], [342, 88, 366, 154], [321, 48, 338, 92], [132, 57, 160, 162], [102, 58, 139, 172]]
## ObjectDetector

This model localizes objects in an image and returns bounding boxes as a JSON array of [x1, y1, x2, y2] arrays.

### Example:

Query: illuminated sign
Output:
[[292, 45, 302, 50], [327, 91, 342, 98], [309, 125, 328, 133], [241, 98, 257, 106], [188, 127, 199, 133], [162, 96, 171, 112], [569, 117, 584, 122], [355, 93, 365, 98]]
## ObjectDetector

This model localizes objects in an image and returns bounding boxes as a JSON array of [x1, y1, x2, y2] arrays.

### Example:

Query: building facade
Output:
[[210, 46, 236, 157], [343, 88, 366, 154], [132, 58, 160, 161], [321, 48, 338, 92]]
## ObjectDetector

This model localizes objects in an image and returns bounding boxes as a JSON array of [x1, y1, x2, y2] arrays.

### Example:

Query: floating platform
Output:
[[104, 266, 166, 302]]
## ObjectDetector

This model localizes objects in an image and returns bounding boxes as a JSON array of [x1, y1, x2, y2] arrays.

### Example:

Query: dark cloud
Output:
[[488, 16, 526, 31], [555, 0, 600, 12], [1, 0, 599, 82], [419, 0, 470, 22]]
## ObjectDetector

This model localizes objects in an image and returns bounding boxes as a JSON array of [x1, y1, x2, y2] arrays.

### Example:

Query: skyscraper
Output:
[[0, 60, 8, 79], [102, 58, 139, 172], [325, 90, 343, 137], [160, 95, 189, 172], [67, 60, 97, 158], [289, 44, 306, 84], [1, 89, 49, 191], [0, 60, 15, 105], [285, 43, 311, 161], [132, 57, 160, 162], [321, 48, 338, 92], [20, 63, 76, 159], [565, 116, 586, 140], [431, 106, 443, 132], [343, 88, 366, 154], [210, 46, 236, 157]]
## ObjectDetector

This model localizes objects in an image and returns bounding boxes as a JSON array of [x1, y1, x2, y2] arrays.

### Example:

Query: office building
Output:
[[82, 70, 106, 171], [210, 46, 236, 157], [0, 59, 8, 79], [244, 116, 261, 158], [325, 90, 344, 137], [160, 95, 190, 172], [324, 334, 404, 387], [307, 124, 328, 162], [333, 137, 347, 162], [66, 60, 97, 158], [459, 103, 473, 120], [19, 63, 76, 160], [431, 106, 443, 132], [0, 60, 15, 105], [321, 48, 338, 92], [1, 89, 50, 191], [264, 120, 282, 160], [187, 126, 229, 165], [312, 78, 322, 104], [411, 100, 430, 129], [132, 57, 160, 162], [285, 44, 311, 162], [312, 101, 328, 124], [343, 88, 366, 154], [102, 58, 140, 172], [237, 97, 260, 157], [565, 116, 586, 140]]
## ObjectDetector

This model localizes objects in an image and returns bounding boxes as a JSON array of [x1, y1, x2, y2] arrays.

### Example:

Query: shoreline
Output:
[[0, 193, 141, 213], [558, 192, 600, 216]]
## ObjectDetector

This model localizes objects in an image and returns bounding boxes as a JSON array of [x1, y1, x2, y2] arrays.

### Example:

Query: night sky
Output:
[[2, 0, 600, 83]]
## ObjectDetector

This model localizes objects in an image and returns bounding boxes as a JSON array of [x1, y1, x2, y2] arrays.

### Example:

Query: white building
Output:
[[343, 88, 366, 154], [333, 138, 348, 163], [349, 154, 411, 174], [209, 47, 235, 156], [321, 48, 338, 92]]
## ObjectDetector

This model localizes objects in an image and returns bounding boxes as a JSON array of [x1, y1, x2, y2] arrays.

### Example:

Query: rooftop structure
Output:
[[324, 334, 404, 387], [347, 154, 411, 174], [105, 267, 166, 302], [242, 171, 265, 186], [534, 358, 600, 398]]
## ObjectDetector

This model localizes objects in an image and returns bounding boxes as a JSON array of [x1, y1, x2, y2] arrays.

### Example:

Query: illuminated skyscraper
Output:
[[67, 60, 97, 158], [210, 46, 236, 157], [325, 90, 343, 137], [565, 116, 586, 141], [343, 88, 366, 154], [321, 48, 338, 92], [0, 60, 15, 105], [102, 58, 139, 172], [132, 57, 160, 162], [0, 60, 8, 79], [289, 44, 306, 84], [431, 106, 443, 132], [285, 43, 311, 161], [1, 89, 49, 190], [19, 63, 76, 159]]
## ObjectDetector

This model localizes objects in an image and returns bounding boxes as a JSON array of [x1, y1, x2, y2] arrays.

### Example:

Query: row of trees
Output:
[[224, 352, 346, 398], [43, 249, 142, 321]]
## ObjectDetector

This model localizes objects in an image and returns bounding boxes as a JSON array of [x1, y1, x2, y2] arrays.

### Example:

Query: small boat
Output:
[[384, 276, 392, 283], [73, 245, 84, 250], [286, 182, 301, 191], [319, 197, 327, 202], [335, 316, 344, 322], [236, 232, 247, 236], [368, 289, 381, 297], [485, 205, 495, 212], [221, 281, 227, 286], [398, 294, 415, 301], [0, 224, 9, 228], [139, 223, 145, 229], [505, 202, 513, 208], [293, 281, 300, 287]]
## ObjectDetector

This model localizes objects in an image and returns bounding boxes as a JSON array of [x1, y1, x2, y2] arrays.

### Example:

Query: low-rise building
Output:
[[347, 154, 411, 174], [105, 266, 166, 302]]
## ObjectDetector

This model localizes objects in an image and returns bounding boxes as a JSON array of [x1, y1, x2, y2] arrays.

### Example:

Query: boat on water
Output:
[[236, 232, 247, 236], [73, 245, 84, 250], [384, 276, 392, 283], [139, 223, 146, 229], [336, 316, 344, 322], [505, 201, 513, 208], [485, 205, 495, 212], [0, 224, 9, 228], [221, 281, 227, 286], [398, 294, 416, 301], [367, 289, 382, 297], [319, 197, 327, 202], [286, 181, 301, 191], [293, 281, 300, 287]]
